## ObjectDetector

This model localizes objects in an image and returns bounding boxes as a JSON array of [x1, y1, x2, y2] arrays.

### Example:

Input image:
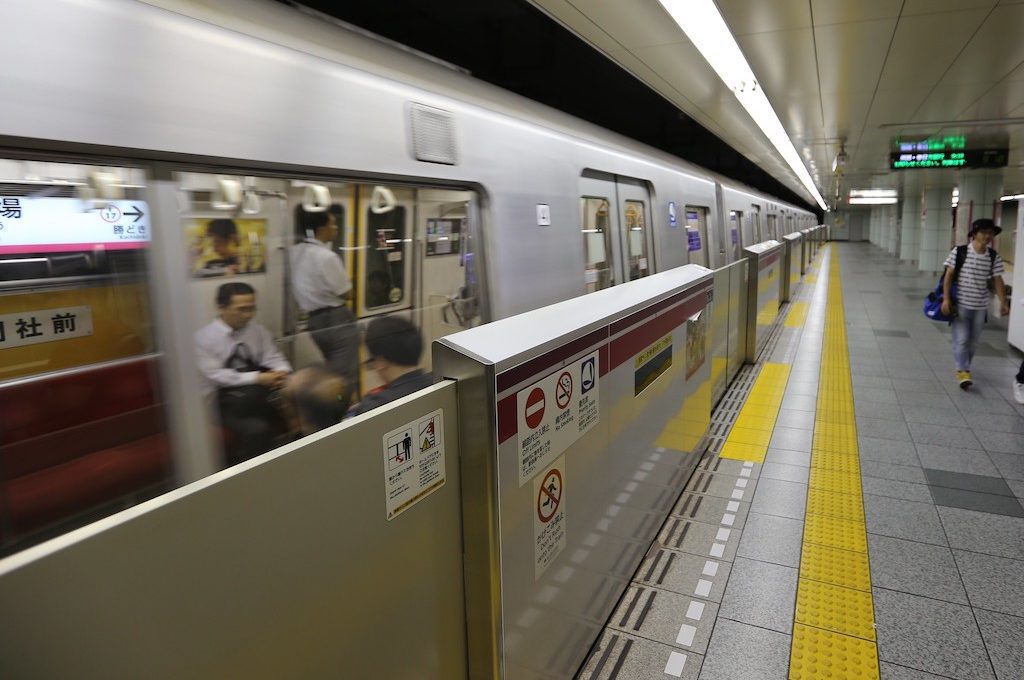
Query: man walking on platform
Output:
[[939, 218, 1009, 389]]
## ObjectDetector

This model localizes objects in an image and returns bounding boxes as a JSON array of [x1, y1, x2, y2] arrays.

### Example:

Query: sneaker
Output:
[[957, 370, 973, 389], [1014, 381, 1024, 405]]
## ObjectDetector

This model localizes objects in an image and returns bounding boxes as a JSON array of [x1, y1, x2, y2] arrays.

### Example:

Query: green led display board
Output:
[[890, 148, 1008, 170]]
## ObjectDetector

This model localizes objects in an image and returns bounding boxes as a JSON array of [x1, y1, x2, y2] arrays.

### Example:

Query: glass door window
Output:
[[581, 196, 615, 292], [685, 206, 709, 267], [623, 199, 650, 281]]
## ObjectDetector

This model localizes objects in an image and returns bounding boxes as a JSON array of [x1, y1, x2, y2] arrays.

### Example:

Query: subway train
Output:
[[0, 0, 816, 552]]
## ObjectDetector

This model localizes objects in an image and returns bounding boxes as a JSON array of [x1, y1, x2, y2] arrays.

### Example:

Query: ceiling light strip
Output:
[[657, 0, 827, 211]]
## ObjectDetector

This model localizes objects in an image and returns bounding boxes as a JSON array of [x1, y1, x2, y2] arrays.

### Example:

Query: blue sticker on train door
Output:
[[668, 201, 678, 228], [687, 228, 701, 251]]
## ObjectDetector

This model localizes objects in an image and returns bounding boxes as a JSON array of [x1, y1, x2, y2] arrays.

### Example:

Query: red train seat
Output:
[[0, 357, 172, 542]]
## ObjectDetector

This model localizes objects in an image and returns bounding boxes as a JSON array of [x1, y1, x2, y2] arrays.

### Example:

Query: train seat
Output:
[[0, 357, 171, 541]]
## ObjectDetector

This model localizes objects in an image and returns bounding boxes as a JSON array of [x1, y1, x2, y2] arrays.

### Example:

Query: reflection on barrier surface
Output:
[[0, 383, 466, 680], [743, 240, 783, 361], [710, 258, 749, 406], [434, 264, 713, 680]]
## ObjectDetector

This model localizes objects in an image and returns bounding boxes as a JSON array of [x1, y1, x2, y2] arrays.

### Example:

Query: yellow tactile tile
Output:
[[733, 414, 777, 432], [785, 301, 809, 328], [800, 525, 871, 593], [795, 580, 876, 641], [719, 440, 767, 463], [790, 623, 880, 680], [810, 451, 863, 474], [803, 513, 868, 553], [809, 468, 865, 495], [727, 426, 773, 447]]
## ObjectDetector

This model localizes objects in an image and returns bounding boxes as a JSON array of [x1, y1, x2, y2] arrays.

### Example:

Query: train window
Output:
[[728, 211, 743, 262], [751, 206, 763, 243], [581, 197, 615, 292], [767, 215, 778, 241], [685, 206, 709, 267], [175, 173, 477, 470], [0, 158, 172, 555], [623, 199, 650, 281], [364, 203, 409, 310]]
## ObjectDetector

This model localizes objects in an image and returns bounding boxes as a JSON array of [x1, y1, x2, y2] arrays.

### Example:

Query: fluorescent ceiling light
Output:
[[849, 197, 898, 205], [657, 0, 827, 212], [1000, 193, 1024, 201], [849, 189, 897, 199]]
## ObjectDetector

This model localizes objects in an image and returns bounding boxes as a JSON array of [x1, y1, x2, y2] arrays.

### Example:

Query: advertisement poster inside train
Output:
[[516, 351, 599, 486], [186, 218, 267, 278]]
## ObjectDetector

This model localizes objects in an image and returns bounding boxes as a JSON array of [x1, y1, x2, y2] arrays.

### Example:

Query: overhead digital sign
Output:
[[890, 148, 1008, 170], [890, 134, 1008, 170]]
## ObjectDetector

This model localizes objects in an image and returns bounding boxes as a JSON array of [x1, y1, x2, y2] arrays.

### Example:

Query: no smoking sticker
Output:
[[534, 457, 566, 578], [515, 350, 600, 486]]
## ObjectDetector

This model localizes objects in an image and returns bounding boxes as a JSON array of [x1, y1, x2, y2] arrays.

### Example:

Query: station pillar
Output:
[[900, 181, 921, 262], [918, 184, 954, 272], [886, 204, 900, 256], [954, 172, 1003, 245]]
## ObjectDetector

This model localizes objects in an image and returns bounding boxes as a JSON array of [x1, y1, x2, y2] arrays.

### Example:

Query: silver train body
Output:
[[0, 0, 815, 546]]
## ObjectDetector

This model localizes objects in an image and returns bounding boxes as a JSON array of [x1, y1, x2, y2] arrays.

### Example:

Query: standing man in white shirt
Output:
[[195, 282, 292, 465], [290, 209, 360, 398], [939, 218, 1009, 389]]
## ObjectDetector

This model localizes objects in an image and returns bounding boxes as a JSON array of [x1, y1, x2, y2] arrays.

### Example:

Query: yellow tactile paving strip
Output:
[[785, 301, 809, 328], [719, 363, 792, 464], [789, 247, 879, 679]]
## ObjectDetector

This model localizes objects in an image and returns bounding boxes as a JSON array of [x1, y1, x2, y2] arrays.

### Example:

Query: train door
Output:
[[580, 172, 653, 287], [685, 206, 710, 267]]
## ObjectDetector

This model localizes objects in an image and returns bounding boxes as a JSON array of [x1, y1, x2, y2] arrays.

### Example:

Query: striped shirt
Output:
[[943, 246, 1005, 310]]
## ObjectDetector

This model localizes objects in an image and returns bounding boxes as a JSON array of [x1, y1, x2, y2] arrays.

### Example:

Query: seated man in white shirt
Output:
[[195, 282, 292, 466]]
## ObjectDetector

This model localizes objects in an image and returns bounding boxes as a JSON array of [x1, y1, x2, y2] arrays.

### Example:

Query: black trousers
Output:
[[1017, 359, 1024, 384], [307, 305, 360, 394]]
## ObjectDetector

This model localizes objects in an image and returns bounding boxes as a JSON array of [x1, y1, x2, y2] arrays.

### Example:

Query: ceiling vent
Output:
[[409, 103, 458, 165]]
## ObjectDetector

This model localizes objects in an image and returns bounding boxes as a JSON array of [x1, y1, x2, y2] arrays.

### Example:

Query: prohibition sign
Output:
[[555, 371, 573, 409], [537, 468, 563, 523], [525, 387, 546, 429]]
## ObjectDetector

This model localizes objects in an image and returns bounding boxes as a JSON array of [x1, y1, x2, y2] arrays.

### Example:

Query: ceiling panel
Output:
[[821, 90, 872, 143], [716, 0, 810, 36], [815, 19, 897, 94], [877, 10, 989, 90], [912, 82, 1000, 121], [938, 4, 1024, 85], [630, 42, 734, 113], [865, 87, 933, 126], [810, 0, 903, 26], [520, 0, 625, 55], [957, 76, 1024, 120], [737, 28, 819, 98], [903, 0, 998, 15], [540, 0, 697, 51]]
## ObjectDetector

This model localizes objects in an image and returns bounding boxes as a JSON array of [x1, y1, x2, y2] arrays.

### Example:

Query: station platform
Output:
[[581, 242, 1024, 680]]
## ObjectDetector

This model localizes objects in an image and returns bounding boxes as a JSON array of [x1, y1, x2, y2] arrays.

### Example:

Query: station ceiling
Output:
[[294, 0, 1022, 213], [526, 0, 1024, 210]]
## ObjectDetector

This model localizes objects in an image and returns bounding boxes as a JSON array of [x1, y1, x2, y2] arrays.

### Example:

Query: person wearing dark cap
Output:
[[345, 316, 434, 418], [939, 218, 1008, 389]]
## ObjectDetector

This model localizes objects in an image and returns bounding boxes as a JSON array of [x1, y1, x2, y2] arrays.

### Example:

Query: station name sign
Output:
[[0, 197, 150, 255]]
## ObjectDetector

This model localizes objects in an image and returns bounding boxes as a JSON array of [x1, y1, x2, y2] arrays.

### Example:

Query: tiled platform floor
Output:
[[579, 242, 1024, 680]]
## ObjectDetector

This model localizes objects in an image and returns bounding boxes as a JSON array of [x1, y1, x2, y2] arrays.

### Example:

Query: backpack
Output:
[[923, 245, 997, 322]]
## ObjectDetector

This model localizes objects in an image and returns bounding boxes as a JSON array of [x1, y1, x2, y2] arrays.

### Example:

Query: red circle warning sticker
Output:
[[524, 387, 546, 429], [555, 371, 573, 409], [537, 468, 563, 523]]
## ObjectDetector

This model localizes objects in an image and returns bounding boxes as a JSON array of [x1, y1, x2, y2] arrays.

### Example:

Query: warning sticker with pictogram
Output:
[[381, 409, 445, 521], [515, 350, 600, 486], [534, 458, 566, 578]]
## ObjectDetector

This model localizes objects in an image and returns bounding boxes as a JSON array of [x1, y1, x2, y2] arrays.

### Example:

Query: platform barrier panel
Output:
[[435, 265, 713, 680], [744, 241, 783, 360], [0, 382, 466, 680]]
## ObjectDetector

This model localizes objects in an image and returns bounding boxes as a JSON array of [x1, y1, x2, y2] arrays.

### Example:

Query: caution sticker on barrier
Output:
[[516, 351, 599, 486], [381, 408, 445, 520]]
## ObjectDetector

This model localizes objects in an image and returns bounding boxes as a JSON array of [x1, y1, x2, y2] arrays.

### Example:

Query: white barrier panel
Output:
[[711, 259, 748, 406], [435, 265, 713, 680], [782, 231, 804, 303], [0, 383, 466, 680]]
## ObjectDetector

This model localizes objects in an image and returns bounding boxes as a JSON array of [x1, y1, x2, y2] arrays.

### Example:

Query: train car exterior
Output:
[[0, 0, 815, 551]]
